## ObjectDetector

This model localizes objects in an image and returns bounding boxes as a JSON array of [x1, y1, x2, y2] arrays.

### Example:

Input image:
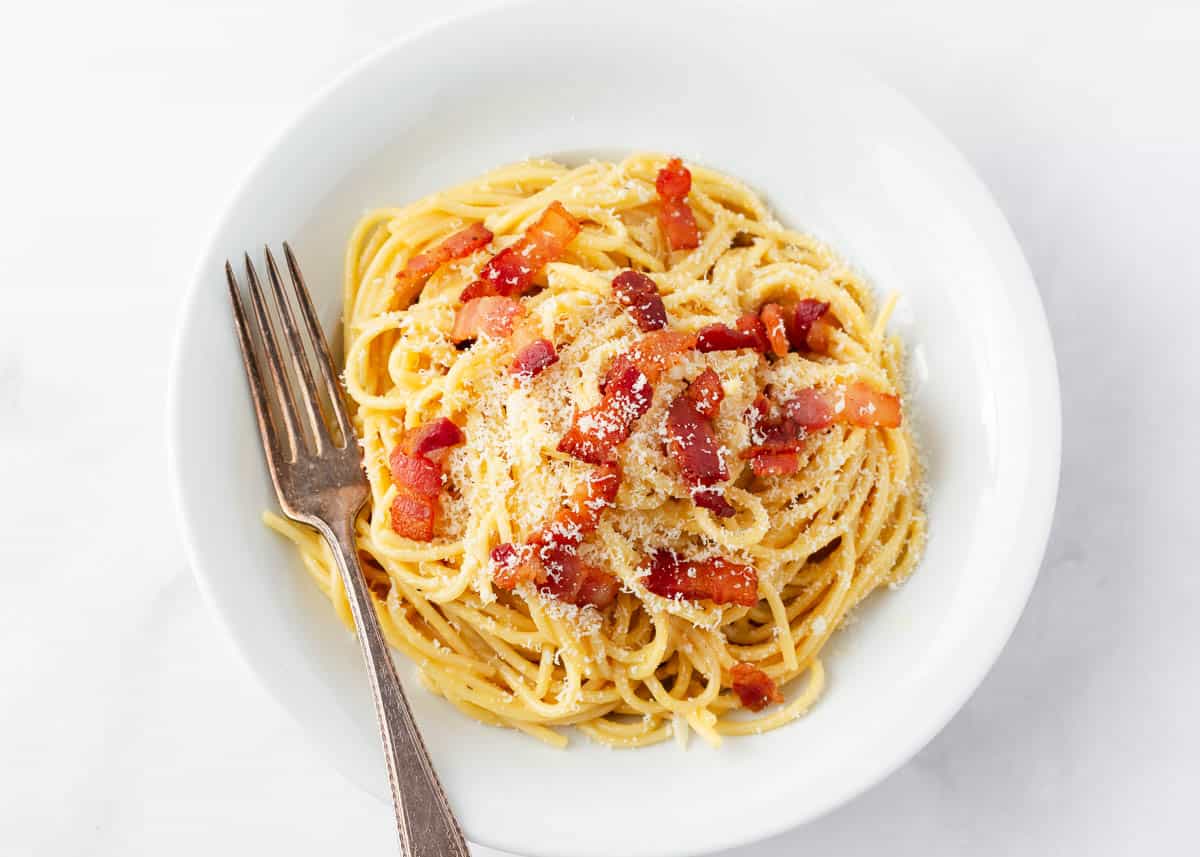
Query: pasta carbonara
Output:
[[266, 153, 926, 748]]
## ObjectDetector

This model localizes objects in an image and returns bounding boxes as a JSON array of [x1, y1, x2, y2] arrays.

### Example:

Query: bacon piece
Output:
[[558, 361, 653, 464], [389, 493, 436, 541], [760, 303, 789, 357], [491, 542, 541, 589], [574, 564, 620, 610], [389, 449, 442, 497], [510, 338, 558, 380], [782, 299, 837, 353], [611, 270, 667, 332], [559, 330, 696, 465], [843, 381, 902, 427], [655, 158, 701, 251], [604, 329, 697, 388], [451, 296, 525, 342], [781, 299, 830, 351], [736, 314, 770, 351], [399, 417, 464, 460], [741, 413, 804, 458], [784, 388, 835, 431], [387, 419, 464, 541], [490, 543, 523, 578], [752, 419, 804, 455], [806, 316, 838, 353], [642, 551, 758, 606], [741, 393, 806, 469], [785, 382, 902, 430], [695, 322, 748, 353], [531, 463, 621, 553], [453, 296, 558, 380], [696, 313, 769, 353], [692, 487, 736, 517], [730, 663, 783, 711], [665, 397, 728, 487], [466, 201, 581, 299], [665, 379, 734, 517], [749, 451, 800, 477], [537, 546, 587, 604], [685, 368, 724, 419], [395, 222, 492, 297], [389, 443, 443, 541], [538, 548, 620, 610], [438, 223, 493, 259], [491, 543, 530, 587], [655, 158, 691, 198], [491, 465, 622, 609], [458, 279, 494, 302], [745, 393, 770, 431]]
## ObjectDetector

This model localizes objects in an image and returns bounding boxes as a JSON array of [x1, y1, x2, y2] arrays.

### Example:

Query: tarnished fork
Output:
[[227, 245, 469, 857]]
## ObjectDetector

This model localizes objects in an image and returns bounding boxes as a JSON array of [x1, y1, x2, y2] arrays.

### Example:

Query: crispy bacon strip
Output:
[[665, 395, 728, 487], [510, 338, 559, 380], [400, 417, 464, 460], [463, 201, 581, 300], [842, 381, 902, 427], [806, 315, 838, 353], [749, 451, 800, 477], [395, 222, 492, 297], [743, 418, 804, 456], [760, 303, 790, 357], [558, 361, 653, 464], [573, 561, 621, 609], [491, 464, 622, 609], [655, 158, 701, 251], [389, 493, 436, 542], [665, 376, 734, 517], [388, 419, 464, 541], [532, 463, 621, 553], [642, 551, 758, 606], [782, 299, 830, 351], [741, 393, 805, 475], [451, 296, 525, 342], [453, 298, 558, 381], [611, 270, 667, 331], [685, 367, 724, 419], [742, 395, 804, 456], [389, 450, 442, 497], [745, 393, 770, 431], [691, 488, 735, 517], [730, 663, 783, 711], [785, 388, 835, 431], [490, 543, 529, 587], [603, 329, 696, 388], [786, 382, 901, 430], [560, 331, 694, 464], [534, 547, 619, 609], [696, 313, 769, 353]]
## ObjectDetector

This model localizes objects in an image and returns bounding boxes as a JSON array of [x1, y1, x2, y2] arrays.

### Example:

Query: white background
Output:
[[2, 0, 1197, 855]]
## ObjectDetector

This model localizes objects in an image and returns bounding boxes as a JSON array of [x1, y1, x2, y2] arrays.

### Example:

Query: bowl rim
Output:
[[166, 4, 1062, 854]]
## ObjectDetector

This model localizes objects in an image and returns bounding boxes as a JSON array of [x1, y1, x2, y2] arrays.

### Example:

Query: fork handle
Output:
[[320, 517, 471, 857]]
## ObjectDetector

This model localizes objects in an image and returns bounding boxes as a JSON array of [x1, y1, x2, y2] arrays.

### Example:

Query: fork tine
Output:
[[227, 262, 291, 470], [264, 245, 331, 452], [282, 241, 355, 445], [243, 253, 301, 457]]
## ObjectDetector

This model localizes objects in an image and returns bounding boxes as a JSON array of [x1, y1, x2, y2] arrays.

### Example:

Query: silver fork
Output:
[[227, 244, 469, 857]]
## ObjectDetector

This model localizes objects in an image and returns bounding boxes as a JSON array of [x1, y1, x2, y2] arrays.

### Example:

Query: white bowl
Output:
[[167, 3, 1060, 855]]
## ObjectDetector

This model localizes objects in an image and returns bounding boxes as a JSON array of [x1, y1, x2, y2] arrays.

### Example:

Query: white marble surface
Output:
[[2, 1, 1197, 854]]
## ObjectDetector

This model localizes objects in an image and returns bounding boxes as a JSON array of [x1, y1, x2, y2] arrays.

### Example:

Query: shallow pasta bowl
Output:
[[167, 2, 1061, 855]]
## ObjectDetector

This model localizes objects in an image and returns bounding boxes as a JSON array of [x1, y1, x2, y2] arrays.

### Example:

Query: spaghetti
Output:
[[266, 153, 926, 748]]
